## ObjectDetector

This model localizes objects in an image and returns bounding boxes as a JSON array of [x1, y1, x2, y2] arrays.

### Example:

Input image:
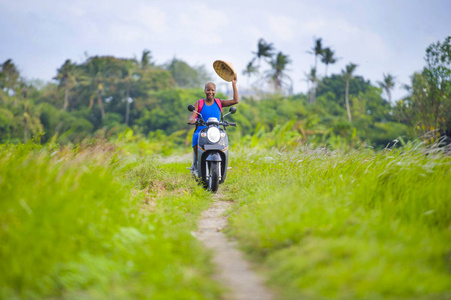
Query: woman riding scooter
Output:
[[189, 75, 239, 172]]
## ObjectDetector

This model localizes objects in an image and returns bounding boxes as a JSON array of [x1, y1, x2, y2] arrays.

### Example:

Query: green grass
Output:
[[0, 142, 221, 299], [225, 144, 451, 299], [3, 140, 451, 299]]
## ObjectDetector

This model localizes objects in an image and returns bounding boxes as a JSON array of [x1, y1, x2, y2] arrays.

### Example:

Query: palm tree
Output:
[[54, 59, 77, 111], [23, 111, 29, 143], [21, 100, 43, 143], [304, 67, 317, 104], [140, 49, 153, 70], [79, 57, 110, 119], [0, 59, 20, 96], [242, 60, 259, 85], [266, 52, 291, 92], [121, 59, 139, 126], [342, 63, 358, 122], [253, 38, 275, 65], [377, 73, 396, 106], [321, 47, 338, 77], [308, 38, 323, 70]]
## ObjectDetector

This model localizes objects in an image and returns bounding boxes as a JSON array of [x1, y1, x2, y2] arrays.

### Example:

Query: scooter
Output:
[[187, 105, 237, 192]]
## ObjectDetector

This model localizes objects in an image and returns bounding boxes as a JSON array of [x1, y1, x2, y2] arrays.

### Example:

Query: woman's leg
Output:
[[192, 146, 197, 170], [192, 130, 200, 171]]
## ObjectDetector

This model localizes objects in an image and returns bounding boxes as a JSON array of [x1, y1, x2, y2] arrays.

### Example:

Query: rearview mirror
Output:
[[187, 105, 195, 112], [229, 106, 237, 114]]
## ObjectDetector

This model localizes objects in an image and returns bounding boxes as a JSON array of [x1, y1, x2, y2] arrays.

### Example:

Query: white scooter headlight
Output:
[[207, 127, 221, 143]]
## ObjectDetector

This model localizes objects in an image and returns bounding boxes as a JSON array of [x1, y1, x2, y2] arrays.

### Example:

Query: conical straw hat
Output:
[[213, 60, 236, 82]]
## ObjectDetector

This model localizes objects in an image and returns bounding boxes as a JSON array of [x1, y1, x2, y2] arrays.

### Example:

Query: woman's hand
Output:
[[189, 101, 199, 123]]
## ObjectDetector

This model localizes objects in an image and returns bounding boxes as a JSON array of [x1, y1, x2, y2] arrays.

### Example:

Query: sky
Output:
[[1, 0, 450, 101]]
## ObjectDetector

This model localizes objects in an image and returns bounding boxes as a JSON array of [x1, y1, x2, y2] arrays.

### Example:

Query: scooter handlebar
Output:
[[220, 122, 237, 127], [188, 121, 237, 127], [187, 120, 205, 126]]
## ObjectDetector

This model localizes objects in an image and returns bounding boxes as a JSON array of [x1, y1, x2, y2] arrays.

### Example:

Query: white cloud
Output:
[[245, 26, 265, 41], [268, 15, 297, 41], [136, 5, 168, 35], [1, 0, 449, 100], [175, 3, 230, 45], [298, 18, 389, 65], [303, 20, 327, 32], [106, 22, 144, 44]]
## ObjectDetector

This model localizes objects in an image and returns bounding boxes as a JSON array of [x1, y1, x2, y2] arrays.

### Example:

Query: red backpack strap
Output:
[[198, 99, 204, 113], [214, 98, 223, 113], [198, 98, 222, 114]]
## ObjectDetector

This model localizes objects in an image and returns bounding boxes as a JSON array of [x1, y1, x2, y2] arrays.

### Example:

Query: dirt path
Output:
[[194, 194, 273, 300]]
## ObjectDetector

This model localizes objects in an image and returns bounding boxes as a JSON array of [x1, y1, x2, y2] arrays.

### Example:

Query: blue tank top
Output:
[[192, 100, 222, 146], [199, 99, 221, 123], [194, 100, 221, 134]]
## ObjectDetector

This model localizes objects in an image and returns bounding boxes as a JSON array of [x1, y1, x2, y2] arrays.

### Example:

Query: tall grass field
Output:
[[1, 141, 450, 299], [225, 144, 451, 299], [0, 143, 222, 299]]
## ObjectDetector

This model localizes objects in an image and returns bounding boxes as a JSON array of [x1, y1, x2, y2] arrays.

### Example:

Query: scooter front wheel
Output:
[[208, 161, 219, 192]]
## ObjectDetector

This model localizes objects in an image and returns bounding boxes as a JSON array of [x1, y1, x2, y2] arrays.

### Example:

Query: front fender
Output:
[[205, 152, 222, 162]]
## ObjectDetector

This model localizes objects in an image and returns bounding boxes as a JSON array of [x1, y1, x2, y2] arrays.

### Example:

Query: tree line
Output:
[[0, 36, 450, 149], [240, 36, 450, 147]]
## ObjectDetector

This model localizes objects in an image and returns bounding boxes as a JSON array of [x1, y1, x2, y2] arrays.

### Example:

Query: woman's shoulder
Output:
[[195, 99, 203, 108]]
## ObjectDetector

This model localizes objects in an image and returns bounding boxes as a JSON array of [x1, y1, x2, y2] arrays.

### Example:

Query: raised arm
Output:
[[221, 75, 239, 108]]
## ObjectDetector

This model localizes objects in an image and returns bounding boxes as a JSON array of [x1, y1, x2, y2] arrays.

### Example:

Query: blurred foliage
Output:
[[1, 37, 450, 151], [394, 36, 451, 144], [164, 57, 210, 89]]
